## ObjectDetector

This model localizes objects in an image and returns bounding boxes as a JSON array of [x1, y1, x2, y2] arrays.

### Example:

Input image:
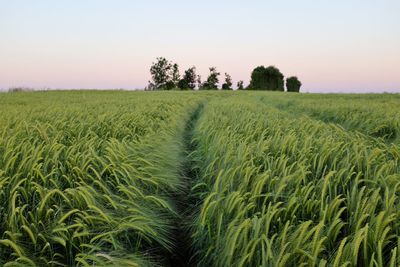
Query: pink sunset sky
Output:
[[0, 1, 399, 93]]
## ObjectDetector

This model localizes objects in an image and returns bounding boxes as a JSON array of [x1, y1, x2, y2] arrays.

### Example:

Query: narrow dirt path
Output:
[[167, 101, 205, 267]]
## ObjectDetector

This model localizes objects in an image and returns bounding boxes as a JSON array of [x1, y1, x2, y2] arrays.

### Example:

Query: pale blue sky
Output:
[[0, 0, 399, 92]]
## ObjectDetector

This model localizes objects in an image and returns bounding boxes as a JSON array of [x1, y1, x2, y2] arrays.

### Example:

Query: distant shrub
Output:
[[286, 76, 302, 92], [221, 73, 233, 90], [178, 67, 197, 90], [200, 67, 220, 90], [249, 66, 284, 91], [8, 87, 34, 93]]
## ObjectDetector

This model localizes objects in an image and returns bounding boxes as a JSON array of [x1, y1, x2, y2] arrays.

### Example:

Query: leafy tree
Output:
[[249, 65, 284, 91], [178, 66, 197, 90], [177, 79, 188, 89], [171, 63, 180, 88], [222, 73, 233, 90], [149, 57, 175, 90], [201, 67, 220, 90], [164, 80, 175, 90], [286, 76, 302, 92], [237, 80, 244, 90]]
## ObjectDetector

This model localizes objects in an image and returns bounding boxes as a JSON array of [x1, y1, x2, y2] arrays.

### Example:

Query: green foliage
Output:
[[222, 73, 233, 90], [249, 65, 284, 91], [149, 57, 178, 90], [172, 63, 180, 87], [178, 67, 197, 90], [200, 67, 220, 90], [286, 76, 302, 92]]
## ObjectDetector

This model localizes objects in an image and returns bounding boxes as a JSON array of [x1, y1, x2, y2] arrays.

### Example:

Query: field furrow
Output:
[[166, 101, 206, 267], [258, 93, 400, 145]]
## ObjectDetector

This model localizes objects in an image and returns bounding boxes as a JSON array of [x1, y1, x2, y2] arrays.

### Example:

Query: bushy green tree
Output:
[[200, 67, 220, 90], [178, 66, 197, 90], [286, 76, 302, 92], [222, 73, 233, 90], [249, 65, 284, 91], [149, 57, 178, 90], [149, 57, 171, 90]]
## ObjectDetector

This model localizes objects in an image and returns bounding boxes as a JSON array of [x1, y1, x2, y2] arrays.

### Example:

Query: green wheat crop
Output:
[[189, 95, 400, 266], [0, 90, 399, 266]]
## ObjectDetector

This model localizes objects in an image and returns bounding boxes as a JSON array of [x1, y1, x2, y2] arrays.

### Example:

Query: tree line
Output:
[[147, 57, 301, 92]]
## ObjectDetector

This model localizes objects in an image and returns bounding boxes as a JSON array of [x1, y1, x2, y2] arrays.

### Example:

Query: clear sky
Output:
[[0, 0, 399, 92]]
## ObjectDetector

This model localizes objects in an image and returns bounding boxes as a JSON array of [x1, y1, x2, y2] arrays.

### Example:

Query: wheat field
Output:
[[0, 91, 399, 266]]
